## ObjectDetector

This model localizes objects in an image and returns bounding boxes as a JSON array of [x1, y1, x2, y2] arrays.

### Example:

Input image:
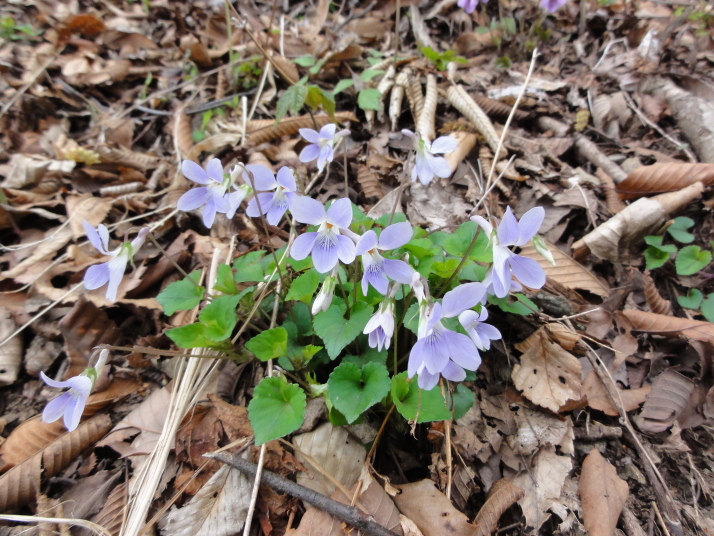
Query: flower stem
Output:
[[436, 229, 482, 297]]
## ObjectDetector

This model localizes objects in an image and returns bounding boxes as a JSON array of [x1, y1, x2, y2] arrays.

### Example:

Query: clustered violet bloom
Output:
[[540, 0, 568, 12], [408, 282, 488, 390], [245, 165, 298, 226], [458, 0, 487, 14], [402, 130, 458, 186], [290, 197, 356, 273], [83, 221, 149, 303], [364, 299, 396, 352], [471, 207, 546, 299], [41, 350, 108, 431], [299, 124, 350, 172], [355, 222, 414, 295], [459, 308, 502, 351]]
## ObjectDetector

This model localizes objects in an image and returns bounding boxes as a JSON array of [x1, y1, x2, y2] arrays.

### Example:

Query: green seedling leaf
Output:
[[333, 79, 354, 95], [200, 294, 241, 342], [328, 362, 390, 423], [360, 69, 384, 82], [305, 84, 335, 118], [391, 372, 452, 423], [214, 264, 239, 295], [276, 83, 308, 122], [286, 270, 320, 304], [667, 216, 695, 244], [644, 246, 672, 270], [701, 294, 714, 322], [313, 302, 373, 359], [248, 376, 306, 445], [246, 327, 288, 361], [166, 323, 219, 349], [358, 88, 381, 111], [294, 55, 316, 67], [675, 245, 711, 276], [677, 289, 703, 309], [157, 270, 204, 316]]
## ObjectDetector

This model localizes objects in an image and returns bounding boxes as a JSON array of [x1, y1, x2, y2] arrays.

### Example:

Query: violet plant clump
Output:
[[299, 124, 350, 172], [58, 121, 552, 445]]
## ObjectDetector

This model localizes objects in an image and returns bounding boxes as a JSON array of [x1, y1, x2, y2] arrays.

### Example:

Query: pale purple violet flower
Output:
[[178, 159, 233, 228], [408, 282, 487, 390], [458, 0, 487, 14], [41, 349, 108, 431], [83, 222, 149, 302], [355, 222, 414, 295], [364, 300, 395, 352], [290, 197, 356, 273], [246, 165, 298, 226], [541, 0, 567, 12], [299, 124, 350, 172], [471, 206, 546, 299], [402, 130, 458, 186], [459, 307, 502, 351]]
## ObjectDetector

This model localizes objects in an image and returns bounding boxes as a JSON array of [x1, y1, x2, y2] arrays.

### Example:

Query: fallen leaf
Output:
[[0, 309, 22, 385], [636, 370, 696, 433], [473, 479, 525, 536], [623, 309, 714, 344], [512, 326, 582, 413], [616, 163, 714, 200], [582, 371, 650, 416], [579, 449, 629, 536]]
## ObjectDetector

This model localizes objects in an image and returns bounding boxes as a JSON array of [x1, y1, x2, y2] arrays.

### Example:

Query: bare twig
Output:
[[206, 452, 401, 536]]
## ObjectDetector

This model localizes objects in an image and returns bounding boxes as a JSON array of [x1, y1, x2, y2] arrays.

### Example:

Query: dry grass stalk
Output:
[[447, 85, 505, 159]]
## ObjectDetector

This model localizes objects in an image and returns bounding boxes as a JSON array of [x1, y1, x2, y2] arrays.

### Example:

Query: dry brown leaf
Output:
[[0, 309, 22, 385], [356, 165, 384, 199], [508, 407, 574, 456], [444, 132, 477, 174], [0, 378, 138, 470], [416, 74, 436, 141], [473, 95, 530, 121], [0, 414, 111, 512], [88, 481, 126, 536], [292, 421, 365, 497], [404, 70, 424, 124], [623, 309, 714, 344], [246, 112, 358, 146], [66, 194, 113, 239], [512, 326, 582, 413], [616, 163, 714, 200], [2, 226, 72, 280], [572, 181, 704, 262], [519, 241, 609, 297], [187, 133, 242, 162], [636, 370, 696, 433], [642, 270, 672, 315], [473, 479, 525, 536], [174, 107, 194, 158], [598, 169, 627, 214], [579, 449, 629, 536], [447, 85, 505, 159], [511, 445, 572, 531], [96, 144, 161, 173], [393, 479, 475, 536], [582, 371, 650, 416]]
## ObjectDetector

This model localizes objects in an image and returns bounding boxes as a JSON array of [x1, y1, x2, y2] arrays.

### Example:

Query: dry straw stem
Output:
[[390, 71, 408, 131], [572, 181, 704, 262], [416, 74, 437, 141], [120, 252, 224, 536], [447, 85, 504, 159]]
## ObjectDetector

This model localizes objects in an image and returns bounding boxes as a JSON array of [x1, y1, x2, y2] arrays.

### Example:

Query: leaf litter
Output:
[[0, 0, 713, 535]]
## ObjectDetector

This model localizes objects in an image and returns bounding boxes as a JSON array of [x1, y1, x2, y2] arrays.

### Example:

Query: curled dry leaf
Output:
[[87, 481, 126, 536], [0, 378, 140, 470], [447, 85, 505, 159], [473, 95, 530, 121], [636, 370, 696, 433], [96, 144, 161, 173], [187, 133, 242, 163], [356, 165, 384, 199], [572, 181, 704, 262], [393, 479, 475, 536], [173, 106, 194, 158], [579, 449, 629, 536], [642, 270, 672, 315], [0, 309, 22, 385], [404, 70, 424, 125], [416, 74, 436, 141], [582, 370, 650, 417], [518, 241, 609, 297], [246, 112, 358, 146], [473, 479, 525, 536], [616, 163, 714, 200], [0, 414, 111, 513], [512, 325, 582, 413], [444, 132, 477, 174], [292, 421, 365, 497], [390, 71, 408, 131], [623, 309, 714, 344], [597, 168, 627, 215]]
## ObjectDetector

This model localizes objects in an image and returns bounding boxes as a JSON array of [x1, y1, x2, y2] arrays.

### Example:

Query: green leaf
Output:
[[391, 372, 453, 423], [488, 294, 537, 316], [443, 221, 492, 262], [246, 327, 288, 361], [276, 84, 308, 122], [449, 384, 475, 421], [403, 302, 420, 335], [667, 216, 695, 244], [248, 376, 306, 445], [360, 69, 384, 82], [293, 55, 316, 67], [675, 245, 712, 276], [644, 235, 677, 253], [308, 58, 326, 75], [677, 288, 703, 309], [214, 264, 239, 295], [313, 302, 373, 359], [166, 323, 219, 349], [644, 246, 672, 270], [344, 346, 387, 368], [157, 270, 204, 316], [357, 88, 381, 111], [199, 295, 241, 342], [333, 79, 354, 95], [328, 362, 390, 423], [286, 270, 320, 304], [701, 294, 714, 322], [305, 85, 335, 118]]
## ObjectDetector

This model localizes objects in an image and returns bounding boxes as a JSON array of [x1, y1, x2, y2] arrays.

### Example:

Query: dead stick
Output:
[[206, 452, 401, 536]]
